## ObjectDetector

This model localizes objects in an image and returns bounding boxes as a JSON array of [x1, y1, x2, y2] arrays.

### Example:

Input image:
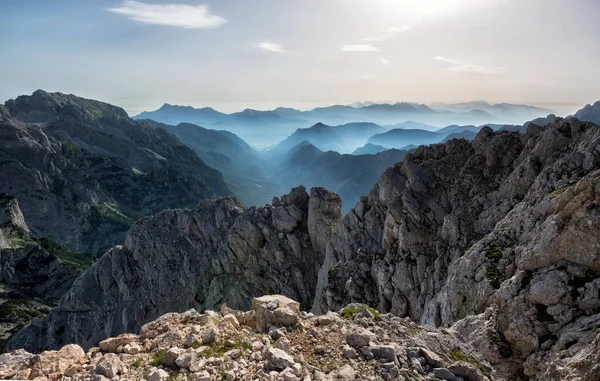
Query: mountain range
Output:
[[133, 101, 555, 147], [0, 90, 232, 255]]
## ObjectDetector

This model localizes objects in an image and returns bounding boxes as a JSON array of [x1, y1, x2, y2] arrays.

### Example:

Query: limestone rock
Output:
[[252, 295, 301, 332], [263, 347, 295, 371]]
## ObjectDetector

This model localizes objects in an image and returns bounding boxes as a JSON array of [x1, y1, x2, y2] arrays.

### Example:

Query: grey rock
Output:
[[11, 186, 337, 352], [370, 345, 396, 363], [94, 354, 122, 379], [433, 368, 456, 381], [345, 327, 376, 348], [253, 294, 301, 332], [263, 347, 295, 371]]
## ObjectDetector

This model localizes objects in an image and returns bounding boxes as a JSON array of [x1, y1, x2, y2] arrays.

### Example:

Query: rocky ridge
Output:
[[314, 119, 600, 379], [0, 294, 506, 381], [0, 90, 231, 255], [9, 187, 342, 353]]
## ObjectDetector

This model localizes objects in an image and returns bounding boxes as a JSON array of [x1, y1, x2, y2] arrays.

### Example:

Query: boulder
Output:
[[252, 295, 301, 332]]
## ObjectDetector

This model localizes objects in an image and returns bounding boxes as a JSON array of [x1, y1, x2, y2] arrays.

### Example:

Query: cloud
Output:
[[380, 57, 390, 65], [341, 44, 381, 52], [434, 56, 504, 74], [255, 41, 285, 53], [107, 1, 226, 29], [361, 25, 411, 42]]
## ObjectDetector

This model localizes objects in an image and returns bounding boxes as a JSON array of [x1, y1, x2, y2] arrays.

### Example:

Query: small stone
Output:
[[162, 347, 182, 368], [175, 349, 196, 369], [420, 348, 443, 367], [342, 345, 358, 359], [223, 313, 241, 330], [202, 329, 217, 344], [148, 368, 170, 381], [269, 327, 287, 340], [334, 364, 356, 379], [448, 362, 485, 381], [123, 343, 142, 355], [346, 327, 376, 348], [275, 337, 292, 354], [314, 345, 325, 354], [95, 354, 122, 379], [433, 367, 456, 381], [264, 347, 295, 371], [370, 345, 396, 363]]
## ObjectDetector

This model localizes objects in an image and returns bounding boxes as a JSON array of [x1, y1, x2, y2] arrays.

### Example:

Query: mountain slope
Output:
[[368, 128, 443, 148], [352, 143, 388, 155], [139, 121, 280, 206], [9, 187, 342, 351], [0, 91, 231, 255], [315, 118, 600, 380], [573, 100, 600, 125], [271, 122, 386, 154], [0, 195, 88, 351], [273, 143, 408, 213]]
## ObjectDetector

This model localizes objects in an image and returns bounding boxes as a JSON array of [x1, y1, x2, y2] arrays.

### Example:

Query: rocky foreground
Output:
[[0, 295, 514, 381]]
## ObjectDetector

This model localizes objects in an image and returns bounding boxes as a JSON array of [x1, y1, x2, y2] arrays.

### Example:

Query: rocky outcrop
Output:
[[314, 119, 600, 379], [0, 196, 88, 351], [573, 100, 600, 125], [1, 295, 501, 381], [9, 187, 342, 353], [0, 90, 231, 255]]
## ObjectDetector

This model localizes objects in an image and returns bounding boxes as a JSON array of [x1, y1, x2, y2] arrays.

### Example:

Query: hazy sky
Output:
[[1, 0, 599, 115]]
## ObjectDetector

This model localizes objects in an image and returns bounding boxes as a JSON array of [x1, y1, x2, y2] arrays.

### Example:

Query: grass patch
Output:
[[201, 340, 251, 358], [400, 320, 423, 336], [341, 305, 381, 319], [131, 358, 143, 368], [40, 237, 93, 271], [61, 141, 82, 152], [150, 348, 168, 367], [485, 247, 503, 261], [485, 267, 502, 289]]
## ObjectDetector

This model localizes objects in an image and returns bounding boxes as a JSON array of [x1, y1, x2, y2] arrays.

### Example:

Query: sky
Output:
[[0, 0, 599, 115]]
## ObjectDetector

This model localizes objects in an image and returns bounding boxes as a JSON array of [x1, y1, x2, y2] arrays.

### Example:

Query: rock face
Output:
[[314, 119, 600, 379], [573, 100, 600, 125], [0, 196, 87, 351], [0, 90, 231, 255], [0, 296, 502, 381], [9, 186, 342, 352]]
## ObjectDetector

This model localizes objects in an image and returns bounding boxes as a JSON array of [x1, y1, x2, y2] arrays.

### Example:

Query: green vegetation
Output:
[[220, 371, 227, 381], [485, 267, 502, 289], [201, 340, 251, 358], [0, 298, 51, 321], [93, 202, 135, 228], [150, 348, 168, 366], [485, 246, 503, 289], [485, 247, 503, 261], [341, 305, 381, 319], [40, 237, 93, 271], [61, 141, 82, 152], [400, 320, 423, 336], [131, 358, 143, 368], [449, 349, 486, 373]]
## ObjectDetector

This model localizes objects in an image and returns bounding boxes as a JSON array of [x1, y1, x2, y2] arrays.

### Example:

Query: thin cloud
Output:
[[361, 25, 411, 42], [380, 57, 390, 65], [255, 41, 285, 53], [434, 56, 504, 74], [107, 1, 226, 29], [341, 44, 381, 52]]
